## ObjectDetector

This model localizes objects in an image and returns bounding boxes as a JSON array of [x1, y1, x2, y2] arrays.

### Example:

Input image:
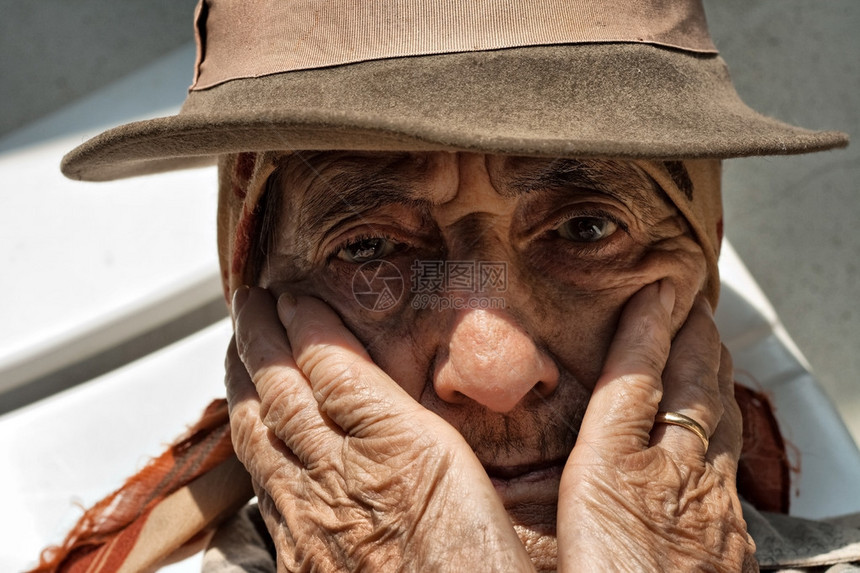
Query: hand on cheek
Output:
[[225, 287, 535, 572], [557, 282, 756, 572]]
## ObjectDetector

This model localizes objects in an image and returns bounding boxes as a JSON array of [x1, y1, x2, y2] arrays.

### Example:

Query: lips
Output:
[[483, 458, 566, 481], [483, 457, 566, 511]]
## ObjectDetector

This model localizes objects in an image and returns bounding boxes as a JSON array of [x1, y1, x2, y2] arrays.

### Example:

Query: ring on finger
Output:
[[654, 411, 709, 451]]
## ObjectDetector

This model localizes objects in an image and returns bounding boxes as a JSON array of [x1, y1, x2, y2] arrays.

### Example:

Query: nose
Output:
[[434, 308, 560, 413]]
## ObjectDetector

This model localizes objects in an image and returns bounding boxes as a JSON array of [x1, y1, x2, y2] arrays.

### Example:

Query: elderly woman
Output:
[[36, 1, 859, 571]]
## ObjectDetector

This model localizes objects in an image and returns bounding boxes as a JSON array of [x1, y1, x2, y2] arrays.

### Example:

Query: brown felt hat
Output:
[[61, 0, 848, 182]]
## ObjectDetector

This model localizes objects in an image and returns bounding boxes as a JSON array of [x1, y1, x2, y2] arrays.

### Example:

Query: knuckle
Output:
[[301, 342, 360, 400], [604, 373, 664, 407], [256, 369, 303, 432], [235, 327, 290, 376], [627, 342, 671, 377], [634, 309, 672, 346], [228, 404, 261, 461]]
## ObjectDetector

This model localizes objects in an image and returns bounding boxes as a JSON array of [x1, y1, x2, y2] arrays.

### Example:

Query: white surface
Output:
[[716, 243, 860, 519], [0, 319, 231, 573], [0, 44, 221, 395]]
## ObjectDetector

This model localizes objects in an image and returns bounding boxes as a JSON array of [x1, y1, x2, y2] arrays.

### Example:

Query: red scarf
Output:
[[31, 401, 253, 572]]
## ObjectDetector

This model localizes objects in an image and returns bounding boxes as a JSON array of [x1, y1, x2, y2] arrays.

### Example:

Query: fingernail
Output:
[[277, 292, 297, 326], [658, 280, 675, 316], [232, 285, 250, 317]]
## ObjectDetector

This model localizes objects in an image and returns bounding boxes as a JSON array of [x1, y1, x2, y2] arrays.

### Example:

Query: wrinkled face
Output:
[[258, 151, 707, 568]]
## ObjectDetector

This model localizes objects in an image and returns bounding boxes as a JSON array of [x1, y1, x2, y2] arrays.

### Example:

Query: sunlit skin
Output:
[[260, 153, 705, 399], [227, 151, 753, 570]]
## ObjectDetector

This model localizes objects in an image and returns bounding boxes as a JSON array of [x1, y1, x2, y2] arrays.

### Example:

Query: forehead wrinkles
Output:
[[270, 153, 677, 251], [282, 152, 440, 230], [493, 157, 666, 221]]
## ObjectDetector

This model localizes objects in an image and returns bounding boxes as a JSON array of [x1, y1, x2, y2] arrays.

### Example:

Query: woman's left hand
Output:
[[557, 283, 757, 572]]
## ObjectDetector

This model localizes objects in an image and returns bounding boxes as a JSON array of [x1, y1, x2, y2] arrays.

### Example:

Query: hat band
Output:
[[191, 0, 717, 90]]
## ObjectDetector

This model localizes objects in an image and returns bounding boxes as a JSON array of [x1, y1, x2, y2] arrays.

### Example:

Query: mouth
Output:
[[481, 457, 566, 522], [483, 458, 566, 496], [482, 459, 565, 556]]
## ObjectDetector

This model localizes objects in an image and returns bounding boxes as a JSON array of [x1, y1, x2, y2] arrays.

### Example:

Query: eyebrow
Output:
[[295, 154, 428, 233], [502, 158, 655, 204], [287, 154, 666, 239]]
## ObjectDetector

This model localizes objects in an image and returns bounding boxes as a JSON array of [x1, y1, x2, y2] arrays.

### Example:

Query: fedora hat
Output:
[[61, 0, 848, 182]]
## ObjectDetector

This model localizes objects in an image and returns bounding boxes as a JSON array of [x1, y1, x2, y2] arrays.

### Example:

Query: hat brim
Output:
[[62, 43, 848, 181]]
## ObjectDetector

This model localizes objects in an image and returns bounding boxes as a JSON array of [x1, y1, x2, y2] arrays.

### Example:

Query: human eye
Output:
[[555, 214, 622, 243], [335, 235, 399, 263]]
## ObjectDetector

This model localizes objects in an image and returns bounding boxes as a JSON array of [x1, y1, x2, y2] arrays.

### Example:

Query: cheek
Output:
[[536, 291, 622, 391], [644, 239, 709, 330], [527, 236, 707, 388], [340, 308, 437, 401], [265, 267, 435, 400]]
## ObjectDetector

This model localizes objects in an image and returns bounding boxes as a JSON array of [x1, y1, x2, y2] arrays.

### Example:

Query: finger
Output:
[[577, 281, 674, 453], [253, 483, 296, 569], [706, 346, 744, 474], [279, 294, 427, 438], [652, 295, 722, 456], [225, 335, 258, 415], [232, 286, 340, 464], [224, 337, 267, 475], [225, 335, 304, 463]]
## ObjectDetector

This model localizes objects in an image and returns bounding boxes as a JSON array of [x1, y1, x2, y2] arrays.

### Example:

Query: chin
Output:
[[493, 472, 561, 572], [513, 523, 558, 572]]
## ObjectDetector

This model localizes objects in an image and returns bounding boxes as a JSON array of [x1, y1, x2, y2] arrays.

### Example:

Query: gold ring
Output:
[[654, 411, 709, 451]]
